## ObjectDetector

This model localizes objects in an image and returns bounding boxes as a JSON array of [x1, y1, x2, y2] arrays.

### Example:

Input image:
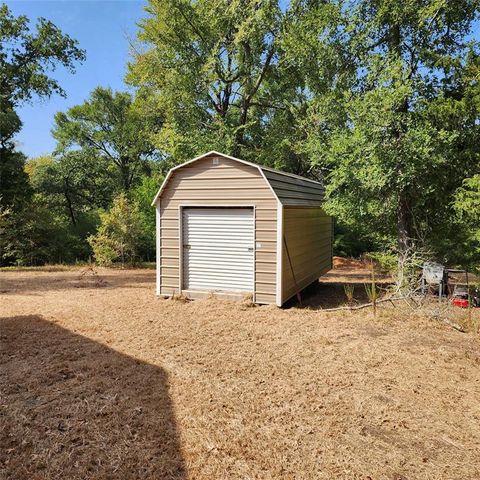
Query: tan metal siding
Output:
[[262, 169, 325, 207], [158, 155, 277, 303], [282, 207, 333, 304]]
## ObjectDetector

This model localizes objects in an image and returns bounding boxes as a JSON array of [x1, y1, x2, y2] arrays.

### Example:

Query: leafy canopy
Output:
[[284, 0, 480, 259], [0, 3, 85, 210], [0, 3, 85, 105], [128, 0, 312, 172], [53, 87, 162, 190], [454, 174, 480, 265], [26, 153, 116, 226]]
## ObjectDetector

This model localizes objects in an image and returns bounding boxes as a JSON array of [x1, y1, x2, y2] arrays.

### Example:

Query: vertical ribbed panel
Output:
[[183, 208, 254, 292]]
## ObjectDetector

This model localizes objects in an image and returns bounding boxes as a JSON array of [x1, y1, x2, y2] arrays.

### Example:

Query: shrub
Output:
[[88, 194, 144, 266]]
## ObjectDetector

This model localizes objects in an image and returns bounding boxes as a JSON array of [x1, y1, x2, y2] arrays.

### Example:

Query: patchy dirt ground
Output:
[[1, 268, 479, 480]]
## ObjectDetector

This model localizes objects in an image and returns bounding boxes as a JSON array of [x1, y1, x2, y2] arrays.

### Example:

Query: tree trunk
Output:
[[232, 102, 249, 157], [390, 23, 413, 260], [397, 190, 412, 257], [119, 159, 131, 191], [65, 195, 76, 226], [64, 179, 76, 226]]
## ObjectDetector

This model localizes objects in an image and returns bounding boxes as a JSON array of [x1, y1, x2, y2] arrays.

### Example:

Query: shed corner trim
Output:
[[276, 200, 283, 307]]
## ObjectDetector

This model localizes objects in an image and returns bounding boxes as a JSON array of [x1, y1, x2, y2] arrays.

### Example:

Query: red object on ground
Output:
[[452, 298, 469, 308]]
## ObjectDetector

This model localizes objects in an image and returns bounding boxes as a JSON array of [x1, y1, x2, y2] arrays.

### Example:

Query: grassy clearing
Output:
[[0, 264, 80, 272], [0, 261, 156, 272], [1, 268, 479, 479]]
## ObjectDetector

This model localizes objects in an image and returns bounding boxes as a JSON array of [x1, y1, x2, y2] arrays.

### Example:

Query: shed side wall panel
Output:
[[159, 155, 277, 304], [282, 207, 333, 304]]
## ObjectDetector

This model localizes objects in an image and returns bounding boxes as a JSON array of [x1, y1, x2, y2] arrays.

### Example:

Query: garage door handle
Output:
[[247, 247, 254, 252]]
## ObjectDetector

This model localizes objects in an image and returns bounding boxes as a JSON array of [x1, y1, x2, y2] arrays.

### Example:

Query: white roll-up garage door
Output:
[[182, 207, 254, 292]]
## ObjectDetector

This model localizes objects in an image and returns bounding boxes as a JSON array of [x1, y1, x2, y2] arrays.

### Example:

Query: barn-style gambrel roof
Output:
[[151, 151, 325, 207]]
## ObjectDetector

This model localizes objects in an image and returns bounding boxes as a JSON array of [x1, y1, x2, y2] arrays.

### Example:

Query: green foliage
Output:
[[0, 3, 85, 106], [53, 87, 162, 190], [0, 202, 10, 260], [2, 0, 480, 270], [0, 149, 31, 209], [284, 0, 480, 262], [0, 2, 85, 183], [127, 0, 479, 268], [366, 251, 398, 275], [28, 87, 164, 265], [333, 222, 376, 258], [0, 4, 85, 266], [21, 153, 116, 264], [131, 173, 164, 261], [26, 152, 116, 225], [454, 175, 480, 233], [0, 104, 22, 150], [0, 202, 85, 265], [88, 194, 145, 266], [364, 282, 378, 303], [454, 174, 480, 268], [128, 0, 309, 169], [0, 154, 100, 266]]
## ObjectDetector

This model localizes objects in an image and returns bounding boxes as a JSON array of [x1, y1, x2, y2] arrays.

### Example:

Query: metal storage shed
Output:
[[152, 151, 333, 306]]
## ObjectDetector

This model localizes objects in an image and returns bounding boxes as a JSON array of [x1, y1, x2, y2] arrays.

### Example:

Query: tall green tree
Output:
[[27, 153, 115, 226], [128, 0, 308, 169], [0, 3, 85, 209], [285, 0, 480, 260], [53, 87, 162, 191]]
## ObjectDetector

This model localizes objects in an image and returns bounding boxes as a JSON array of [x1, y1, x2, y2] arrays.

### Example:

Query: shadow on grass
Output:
[[284, 271, 393, 310], [0, 315, 186, 480]]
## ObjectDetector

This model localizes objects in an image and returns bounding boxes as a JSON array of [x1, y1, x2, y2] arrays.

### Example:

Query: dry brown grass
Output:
[[1, 268, 480, 480]]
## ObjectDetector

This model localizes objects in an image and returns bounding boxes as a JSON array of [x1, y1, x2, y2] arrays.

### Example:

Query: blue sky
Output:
[[8, 0, 146, 158]]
